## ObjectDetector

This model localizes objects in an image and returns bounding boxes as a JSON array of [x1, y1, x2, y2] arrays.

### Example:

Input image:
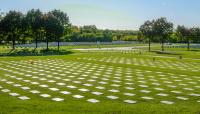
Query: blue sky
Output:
[[0, 0, 200, 30]]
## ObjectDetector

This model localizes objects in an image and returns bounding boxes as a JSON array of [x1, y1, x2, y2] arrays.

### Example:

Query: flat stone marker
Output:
[[87, 99, 99, 103], [125, 87, 135, 90], [189, 93, 200, 97], [60, 91, 71, 95], [13, 84, 22, 87], [141, 96, 154, 100], [40, 78, 47, 81], [107, 96, 118, 100], [167, 85, 177, 88], [138, 81, 147, 83], [139, 85, 149, 88], [176, 96, 188, 100], [87, 79, 96, 82], [1, 89, 10, 92], [96, 86, 105, 90], [109, 89, 119, 93], [16, 78, 23, 80], [49, 88, 59, 91], [183, 88, 194, 91], [195, 86, 200, 88], [23, 80, 31, 82], [52, 98, 64, 102], [40, 94, 51, 98], [18, 96, 30, 100], [154, 88, 164, 91], [124, 100, 137, 104], [67, 85, 77, 89], [140, 90, 151, 93], [30, 90, 40, 94], [91, 92, 103, 95], [99, 81, 107, 84], [48, 80, 56, 83], [73, 95, 84, 99], [157, 93, 168, 97], [152, 83, 161, 86], [73, 81, 81, 84], [83, 84, 93, 86], [31, 82, 39, 85], [160, 101, 174, 105], [125, 83, 134, 85], [9, 93, 19, 96], [6, 81, 14, 84], [25, 74, 32, 77], [79, 88, 89, 92], [171, 91, 182, 94], [32, 76, 39, 79], [21, 87, 30, 90], [124, 93, 135, 96]]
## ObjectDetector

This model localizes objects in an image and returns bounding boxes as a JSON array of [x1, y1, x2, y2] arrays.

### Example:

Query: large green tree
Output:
[[191, 27, 200, 43], [1, 11, 23, 49], [0, 12, 3, 44], [50, 9, 70, 51], [139, 20, 155, 51], [43, 12, 65, 51], [25, 9, 43, 48], [176, 25, 193, 51], [154, 17, 173, 51]]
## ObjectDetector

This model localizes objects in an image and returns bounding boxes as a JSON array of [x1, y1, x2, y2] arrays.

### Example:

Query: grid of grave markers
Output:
[[0, 59, 200, 104], [78, 57, 200, 72]]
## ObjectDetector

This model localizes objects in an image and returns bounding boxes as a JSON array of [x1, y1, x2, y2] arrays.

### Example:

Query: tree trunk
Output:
[[148, 37, 151, 52], [187, 39, 190, 51], [58, 38, 60, 51], [35, 36, 38, 48], [12, 34, 15, 50], [161, 37, 164, 51], [46, 38, 49, 51]]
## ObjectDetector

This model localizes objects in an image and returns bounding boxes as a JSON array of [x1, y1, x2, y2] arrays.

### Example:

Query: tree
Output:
[[80, 25, 97, 34], [191, 27, 200, 43], [139, 20, 155, 51], [25, 9, 43, 48], [103, 29, 112, 42], [176, 25, 193, 51], [50, 9, 70, 51], [154, 17, 173, 51], [43, 12, 64, 51], [176, 25, 185, 43], [0, 11, 3, 44], [1, 11, 23, 49]]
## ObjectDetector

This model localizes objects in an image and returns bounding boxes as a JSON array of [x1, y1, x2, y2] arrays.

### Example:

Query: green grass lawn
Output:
[[0, 45, 200, 114]]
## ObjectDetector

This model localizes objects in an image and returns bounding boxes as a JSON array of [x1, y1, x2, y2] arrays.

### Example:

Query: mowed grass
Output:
[[0, 46, 200, 114]]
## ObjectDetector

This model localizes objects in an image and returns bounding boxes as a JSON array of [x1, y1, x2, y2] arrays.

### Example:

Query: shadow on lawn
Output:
[[0, 48, 74, 56], [190, 49, 200, 52], [151, 51, 182, 55]]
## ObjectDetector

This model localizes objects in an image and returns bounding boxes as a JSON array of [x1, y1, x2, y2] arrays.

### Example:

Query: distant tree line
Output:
[[0, 9, 70, 50], [1, 9, 200, 51], [63, 25, 138, 42], [139, 17, 200, 51], [0, 9, 138, 50]]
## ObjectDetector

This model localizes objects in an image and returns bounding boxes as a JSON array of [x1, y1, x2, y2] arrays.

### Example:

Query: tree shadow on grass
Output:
[[190, 49, 200, 52], [151, 51, 182, 55], [0, 48, 74, 57]]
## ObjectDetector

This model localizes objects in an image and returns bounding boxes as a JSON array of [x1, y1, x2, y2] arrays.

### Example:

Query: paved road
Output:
[[73, 46, 149, 51]]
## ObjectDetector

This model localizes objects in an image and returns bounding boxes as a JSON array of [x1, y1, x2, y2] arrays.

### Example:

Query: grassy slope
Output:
[[0, 45, 200, 114]]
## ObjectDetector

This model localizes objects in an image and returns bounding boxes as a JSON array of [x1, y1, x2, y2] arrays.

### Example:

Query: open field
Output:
[[0, 44, 200, 114]]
